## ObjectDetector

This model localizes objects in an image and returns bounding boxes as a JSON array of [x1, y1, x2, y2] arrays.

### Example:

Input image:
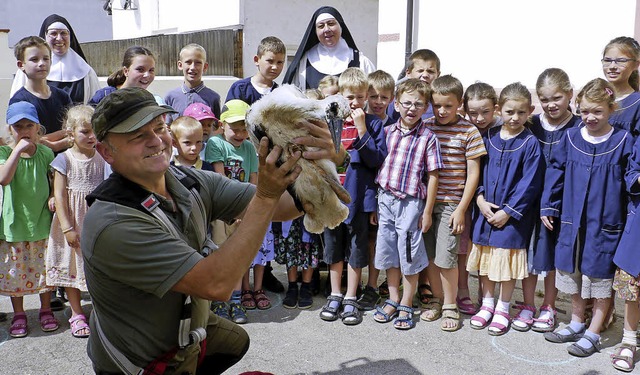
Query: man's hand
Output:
[[292, 119, 339, 162], [256, 137, 301, 201]]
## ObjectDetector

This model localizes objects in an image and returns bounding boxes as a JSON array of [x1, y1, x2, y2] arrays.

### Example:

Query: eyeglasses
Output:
[[46, 29, 70, 39], [601, 57, 636, 67], [398, 101, 426, 110]]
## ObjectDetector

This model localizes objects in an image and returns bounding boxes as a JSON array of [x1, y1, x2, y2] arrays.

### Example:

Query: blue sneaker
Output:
[[211, 301, 231, 321], [229, 302, 248, 324]]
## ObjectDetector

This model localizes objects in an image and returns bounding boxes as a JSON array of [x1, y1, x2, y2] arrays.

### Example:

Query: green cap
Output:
[[220, 99, 250, 123], [92, 87, 176, 141]]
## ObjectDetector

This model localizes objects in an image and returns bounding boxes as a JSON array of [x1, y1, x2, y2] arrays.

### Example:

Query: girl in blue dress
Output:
[[602, 37, 640, 139], [542, 78, 634, 357], [467, 82, 544, 336], [519, 68, 580, 333]]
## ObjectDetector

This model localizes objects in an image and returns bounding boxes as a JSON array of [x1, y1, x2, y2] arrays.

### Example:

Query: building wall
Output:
[[0, 0, 112, 46], [375, 0, 638, 91]]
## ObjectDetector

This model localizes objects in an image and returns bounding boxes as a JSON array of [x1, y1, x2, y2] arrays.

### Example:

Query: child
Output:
[[46, 104, 110, 338], [205, 100, 261, 322], [467, 82, 544, 336], [463, 82, 502, 135], [165, 43, 221, 121], [457, 81, 502, 316], [356, 69, 395, 311], [318, 75, 339, 97], [367, 70, 396, 126], [182, 102, 219, 160], [225, 36, 289, 296], [0, 102, 58, 338], [601, 37, 640, 138], [403, 49, 441, 121], [522, 68, 580, 333], [373, 78, 442, 330], [9, 36, 72, 153], [611, 136, 640, 372], [320, 67, 387, 325], [420, 75, 486, 331], [170, 116, 214, 171], [226, 36, 286, 104], [542, 78, 634, 357]]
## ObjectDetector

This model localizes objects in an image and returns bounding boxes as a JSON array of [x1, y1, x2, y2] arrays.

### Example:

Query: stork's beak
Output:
[[327, 118, 343, 154]]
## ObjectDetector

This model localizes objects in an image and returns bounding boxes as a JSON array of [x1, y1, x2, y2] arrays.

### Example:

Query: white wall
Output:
[[408, 0, 637, 91]]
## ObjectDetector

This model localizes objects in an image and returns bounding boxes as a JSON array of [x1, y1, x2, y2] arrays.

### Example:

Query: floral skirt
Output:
[[613, 268, 640, 302], [272, 217, 321, 269], [0, 240, 55, 297]]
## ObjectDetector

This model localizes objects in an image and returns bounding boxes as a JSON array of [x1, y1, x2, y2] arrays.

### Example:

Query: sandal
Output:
[[532, 305, 557, 333], [10, 312, 28, 338], [320, 295, 343, 321], [441, 304, 461, 332], [39, 309, 59, 332], [420, 298, 442, 322], [417, 284, 434, 306], [470, 305, 494, 330], [69, 314, 90, 338], [568, 334, 601, 357], [611, 343, 636, 372], [512, 304, 535, 332], [393, 305, 415, 330], [488, 310, 511, 336], [378, 279, 390, 298], [456, 296, 478, 315], [253, 289, 271, 310], [373, 299, 399, 323], [241, 290, 256, 310], [340, 299, 363, 326]]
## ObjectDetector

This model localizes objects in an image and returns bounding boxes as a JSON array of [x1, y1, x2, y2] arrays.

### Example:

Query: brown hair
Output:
[[406, 49, 440, 73], [498, 82, 532, 107], [257, 36, 286, 56], [395, 78, 431, 103], [431, 75, 463, 102], [603, 37, 640, 91], [122, 46, 155, 68], [463, 82, 497, 112], [576, 78, 617, 111], [14, 36, 50, 61], [368, 70, 395, 94]]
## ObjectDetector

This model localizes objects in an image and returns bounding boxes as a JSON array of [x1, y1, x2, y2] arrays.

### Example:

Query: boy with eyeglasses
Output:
[[419, 75, 486, 331], [372, 78, 442, 330]]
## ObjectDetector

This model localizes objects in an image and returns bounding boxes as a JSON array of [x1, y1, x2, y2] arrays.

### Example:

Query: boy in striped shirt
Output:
[[420, 75, 486, 331], [373, 79, 442, 330]]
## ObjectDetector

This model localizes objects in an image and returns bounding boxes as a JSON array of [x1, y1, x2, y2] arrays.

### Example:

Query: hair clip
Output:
[[605, 87, 614, 97]]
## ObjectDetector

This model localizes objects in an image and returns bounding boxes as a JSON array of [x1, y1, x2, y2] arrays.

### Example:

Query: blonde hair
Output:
[[463, 82, 498, 112], [179, 43, 206, 60], [64, 105, 94, 148], [576, 78, 617, 111], [498, 82, 532, 107], [170, 116, 204, 139], [368, 70, 395, 94], [431, 75, 464, 102], [318, 75, 339, 93], [305, 89, 324, 100], [338, 67, 368, 93], [536, 68, 572, 94]]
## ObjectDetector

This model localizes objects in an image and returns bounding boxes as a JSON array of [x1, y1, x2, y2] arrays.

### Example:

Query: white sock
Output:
[[471, 297, 495, 327], [513, 306, 534, 328], [488, 300, 510, 333], [623, 329, 636, 346]]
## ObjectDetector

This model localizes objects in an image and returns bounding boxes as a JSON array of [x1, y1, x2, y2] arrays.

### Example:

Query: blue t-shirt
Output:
[[10, 86, 72, 135]]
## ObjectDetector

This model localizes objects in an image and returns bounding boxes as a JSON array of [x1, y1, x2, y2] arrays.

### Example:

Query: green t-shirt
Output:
[[0, 144, 54, 242], [205, 135, 258, 182]]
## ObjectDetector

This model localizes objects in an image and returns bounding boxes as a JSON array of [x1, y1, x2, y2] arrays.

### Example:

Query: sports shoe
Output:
[[229, 302, 248, 324], [357, 285, 381, 311], [211, 301, 231, 321]]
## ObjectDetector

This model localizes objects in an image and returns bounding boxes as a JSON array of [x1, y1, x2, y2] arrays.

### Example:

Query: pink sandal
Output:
[[39, 309, 59, 332], [488, 310, 511, 336], [512, 304, 536, 332], [10, 312, 28, 338], [532, 305, 557, 333], [456, 296, 478, 315], [69, 314, 90, 338], [470, 305, 494, 330]]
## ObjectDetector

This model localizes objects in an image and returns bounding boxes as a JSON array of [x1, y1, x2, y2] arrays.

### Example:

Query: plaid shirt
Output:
[[376, 120, 442, 199]]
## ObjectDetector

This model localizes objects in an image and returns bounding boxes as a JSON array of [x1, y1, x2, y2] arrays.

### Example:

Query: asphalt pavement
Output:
[[0, 265, 631, 375]]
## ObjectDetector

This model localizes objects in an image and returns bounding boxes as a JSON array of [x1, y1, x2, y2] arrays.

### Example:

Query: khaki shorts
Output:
[[423, 203, 460, 269]]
